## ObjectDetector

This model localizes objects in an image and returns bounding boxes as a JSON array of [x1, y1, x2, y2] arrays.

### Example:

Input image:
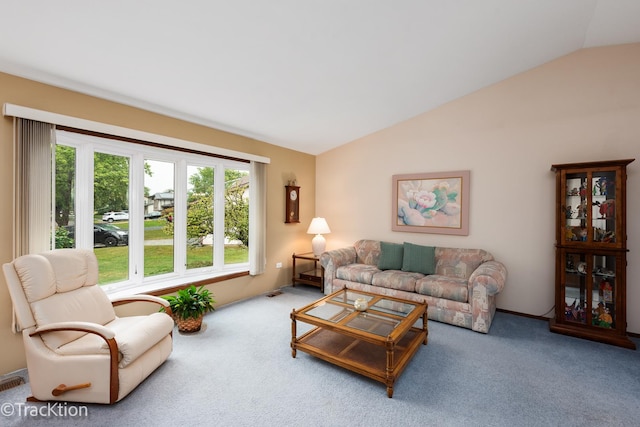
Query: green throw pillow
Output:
[[378, 241, 404, 270], [401, 242, 435, 275]]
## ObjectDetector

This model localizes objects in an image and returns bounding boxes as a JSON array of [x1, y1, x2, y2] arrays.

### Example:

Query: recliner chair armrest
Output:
[[468, 261, 508, 296], [30, 320, 121, 404], [111, 295, 170, 308], [31, 321, 115, 340], [112, 295, 173, 317]]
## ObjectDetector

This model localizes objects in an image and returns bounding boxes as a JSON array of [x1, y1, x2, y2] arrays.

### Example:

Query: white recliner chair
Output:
[[2, 249, 174, 404]]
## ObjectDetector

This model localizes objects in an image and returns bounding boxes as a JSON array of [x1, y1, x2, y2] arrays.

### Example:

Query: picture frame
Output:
[[392, 170, 470, 235]]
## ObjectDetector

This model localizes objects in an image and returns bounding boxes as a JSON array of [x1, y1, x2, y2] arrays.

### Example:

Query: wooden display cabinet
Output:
[[549, 159, 635, 349]]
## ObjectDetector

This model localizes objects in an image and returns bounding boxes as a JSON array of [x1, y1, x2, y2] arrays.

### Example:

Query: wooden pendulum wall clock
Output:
[[285, 185, 300, 223]]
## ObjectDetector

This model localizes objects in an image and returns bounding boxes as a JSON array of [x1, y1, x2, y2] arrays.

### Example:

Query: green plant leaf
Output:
[[161, 285, 216, 320]]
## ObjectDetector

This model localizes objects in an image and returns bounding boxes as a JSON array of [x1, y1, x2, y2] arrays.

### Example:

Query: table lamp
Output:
[[307, 217, 331, 257]]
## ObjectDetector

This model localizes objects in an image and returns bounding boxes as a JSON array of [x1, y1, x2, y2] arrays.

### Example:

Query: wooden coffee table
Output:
[[290, 288, 428, 397]]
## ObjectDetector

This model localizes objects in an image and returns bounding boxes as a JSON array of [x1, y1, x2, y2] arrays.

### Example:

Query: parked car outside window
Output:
[[65, 224, 128, 247], [102, 211, 129, 222]]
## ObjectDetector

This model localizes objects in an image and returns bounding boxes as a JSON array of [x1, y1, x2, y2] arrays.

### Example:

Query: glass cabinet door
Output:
[[591, 253, 617, 329], [562, 252, 587, 325], [591, 171, 616, 244], [562, 168, 618, 246], [562, 251, 618, 329], [563, 173, 588, 243]]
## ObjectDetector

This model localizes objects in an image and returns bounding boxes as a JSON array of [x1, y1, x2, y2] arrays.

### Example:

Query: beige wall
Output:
[[2, 43, 638, 374], [317, 44, 640, 332], [0, 72, 316, 374]]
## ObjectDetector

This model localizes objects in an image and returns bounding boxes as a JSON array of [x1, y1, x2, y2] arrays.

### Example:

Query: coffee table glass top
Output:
[[302, 289, 419, 338]]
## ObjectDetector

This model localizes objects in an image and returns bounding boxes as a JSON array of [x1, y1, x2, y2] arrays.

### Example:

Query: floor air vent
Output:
[[266, 290, 283, 297], [0, 376, 25, 392]]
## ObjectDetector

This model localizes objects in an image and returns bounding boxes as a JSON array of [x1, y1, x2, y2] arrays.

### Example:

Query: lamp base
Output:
[[311, 234, 326, 257]]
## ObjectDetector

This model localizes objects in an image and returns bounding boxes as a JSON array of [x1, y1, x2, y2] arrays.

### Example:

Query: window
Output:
[[94, 151, 130, 284], [144, 159, 175, 277], [186, 164, 214, 269], [54, 129, 251, 294]]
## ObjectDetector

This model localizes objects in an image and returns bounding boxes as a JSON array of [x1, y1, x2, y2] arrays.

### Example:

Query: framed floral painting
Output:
[[392, 170, 470, 235]]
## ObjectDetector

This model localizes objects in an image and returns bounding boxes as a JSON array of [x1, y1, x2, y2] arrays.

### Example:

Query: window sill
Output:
[[107, 268, 250, 301]]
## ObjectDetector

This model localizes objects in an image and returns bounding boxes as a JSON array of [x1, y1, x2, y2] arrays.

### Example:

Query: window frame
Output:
[[55, 129, 251, 298]]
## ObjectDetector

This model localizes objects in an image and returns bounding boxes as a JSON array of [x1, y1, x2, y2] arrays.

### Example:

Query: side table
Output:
[[292, 252, 324, 292]]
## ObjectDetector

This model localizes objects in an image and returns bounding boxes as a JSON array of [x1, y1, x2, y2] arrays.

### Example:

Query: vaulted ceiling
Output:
[[1, 1, 639, 155]]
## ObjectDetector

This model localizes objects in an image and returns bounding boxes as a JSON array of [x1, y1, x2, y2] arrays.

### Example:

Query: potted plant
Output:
[[162, 285, 215, 333]]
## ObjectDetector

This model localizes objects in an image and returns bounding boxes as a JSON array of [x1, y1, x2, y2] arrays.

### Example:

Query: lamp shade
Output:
[[306, 217, 331, 235], [307, 218, 331, 257]]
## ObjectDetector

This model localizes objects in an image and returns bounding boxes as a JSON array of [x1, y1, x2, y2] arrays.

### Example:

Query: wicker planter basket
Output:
[[174, 315, 204, 333], [163, 285, 215, 333]]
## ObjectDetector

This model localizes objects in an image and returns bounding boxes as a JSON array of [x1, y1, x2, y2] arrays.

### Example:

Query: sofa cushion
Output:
[[378, 241, 404, 270], [56, 313, 174, 369], [107, 313, 175, 368], [401, 242, 435, 275], [371, 270, 424, 292], [354, 240, 381, 266], [415, 275, 468, 303], [336, 264, 381, 285], [434, 248, 494, 280]]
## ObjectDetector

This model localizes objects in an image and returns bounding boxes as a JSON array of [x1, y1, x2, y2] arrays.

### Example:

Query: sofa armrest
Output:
[[320, 247, 357, 294], [468, 260, 508, 296]]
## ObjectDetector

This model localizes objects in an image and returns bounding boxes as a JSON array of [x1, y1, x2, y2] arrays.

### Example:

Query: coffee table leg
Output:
[[423, 309, 429, 345], [386, 340, 394, 398], [290, 310, 297, 358]]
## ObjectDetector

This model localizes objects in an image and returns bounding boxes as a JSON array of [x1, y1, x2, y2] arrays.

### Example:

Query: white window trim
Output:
[[56, 130, 251, 297], [3, 103, 270, 164], [5, 103, 268, 298]]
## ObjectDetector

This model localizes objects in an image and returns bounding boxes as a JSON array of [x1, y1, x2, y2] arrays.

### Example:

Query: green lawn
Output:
[[93, 220, 248, 284]]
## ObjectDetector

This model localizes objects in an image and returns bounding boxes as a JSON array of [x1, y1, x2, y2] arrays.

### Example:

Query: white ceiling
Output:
[[1, 1, 639, 155]]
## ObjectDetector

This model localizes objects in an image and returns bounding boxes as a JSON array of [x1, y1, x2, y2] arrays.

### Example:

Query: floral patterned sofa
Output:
[[319, 239, 507, 333]]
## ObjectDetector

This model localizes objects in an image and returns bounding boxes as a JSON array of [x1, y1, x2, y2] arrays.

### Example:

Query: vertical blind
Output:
[[7, 107, 272, 332], [249, 161, 267, 275], [14, 118, 55, 256]]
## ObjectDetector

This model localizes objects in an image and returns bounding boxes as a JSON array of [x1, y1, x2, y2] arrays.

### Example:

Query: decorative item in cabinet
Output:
[[550, 159, 635, 349]]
